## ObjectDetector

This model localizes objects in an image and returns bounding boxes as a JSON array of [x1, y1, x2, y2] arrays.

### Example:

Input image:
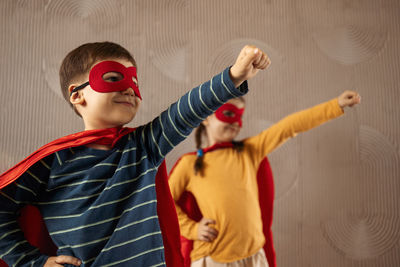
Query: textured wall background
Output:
[[1, 0, 399, 266]]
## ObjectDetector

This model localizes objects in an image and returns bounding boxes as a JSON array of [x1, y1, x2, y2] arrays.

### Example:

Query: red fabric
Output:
[[170, 143, 276, 267], [155, 161, 185, 267], [0, 127, 183, 267], [257, 157, 276, 267], [17, 206, 58, 255], [0, 127, 135, 189], [89, 61, 141, 99], [176, 191, 202, 267], [215, 103, 244, 127], [0, 205, 58, 267]]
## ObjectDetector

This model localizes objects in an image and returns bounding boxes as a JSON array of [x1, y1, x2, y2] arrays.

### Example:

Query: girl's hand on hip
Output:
[[197, 217, 218, 242]]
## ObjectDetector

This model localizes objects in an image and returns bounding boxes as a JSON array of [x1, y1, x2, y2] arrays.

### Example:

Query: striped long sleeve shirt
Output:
[[0, 68, 248, 267]]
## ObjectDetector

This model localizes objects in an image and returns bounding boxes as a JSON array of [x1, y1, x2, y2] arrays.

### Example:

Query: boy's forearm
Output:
[[142, 67, 248, 164], [229, 66, 245, 88], [170, 67, 248, 130]]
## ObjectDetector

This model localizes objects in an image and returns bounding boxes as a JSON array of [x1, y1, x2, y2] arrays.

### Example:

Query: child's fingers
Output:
[[338, 91, 361, 108], [346, 92, 361, 103], [203, 218, 216, 226], [198, 217, 218, 242], [348, 95, 361, 107], [239, 45, 260, 68], [252, 50, 263, 67], [254, 52, 271, 69], [356, 95, 361, 104], [261, 55, 272, 69], [200, 233, 212, 242], [200, 227, 218, 242], [55, 255, 82, 266], [44, 259, 64, 267], [206, 226, 218, 237]]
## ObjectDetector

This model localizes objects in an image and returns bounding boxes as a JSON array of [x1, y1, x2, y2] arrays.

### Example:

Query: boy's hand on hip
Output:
[[230, 45, 271, 87], [44, 255, 82, 267], [197, 217, 218, 242], [338, 90, 361, 109]]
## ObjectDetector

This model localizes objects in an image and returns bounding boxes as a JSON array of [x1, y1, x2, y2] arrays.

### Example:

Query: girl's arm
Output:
[[245, 91, 360, 165]]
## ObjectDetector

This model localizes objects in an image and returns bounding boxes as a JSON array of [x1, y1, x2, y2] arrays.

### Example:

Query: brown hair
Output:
[[194, 96, 245, 176], [59, 41, 136, 115]]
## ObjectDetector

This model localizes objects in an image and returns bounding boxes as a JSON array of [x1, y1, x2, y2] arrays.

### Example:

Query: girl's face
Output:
[[203, 98, 245, 146]]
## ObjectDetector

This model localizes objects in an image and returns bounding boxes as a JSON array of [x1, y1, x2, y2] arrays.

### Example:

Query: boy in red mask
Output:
[[0, 42, 270, 267]]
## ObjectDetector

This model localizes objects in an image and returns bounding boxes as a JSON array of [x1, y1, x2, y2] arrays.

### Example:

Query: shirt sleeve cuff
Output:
[[331, 98, 345, 117], [223, 67, 249, 97]]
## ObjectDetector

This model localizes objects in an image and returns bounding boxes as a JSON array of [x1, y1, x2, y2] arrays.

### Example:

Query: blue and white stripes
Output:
[[0, 67, 247, 266]]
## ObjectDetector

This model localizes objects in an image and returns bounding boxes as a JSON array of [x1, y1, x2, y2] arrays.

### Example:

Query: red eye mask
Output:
[[71, 61, 141, 99], [215, 103, 244, 127]]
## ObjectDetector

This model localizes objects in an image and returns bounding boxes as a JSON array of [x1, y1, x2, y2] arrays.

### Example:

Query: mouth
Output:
[[226, 125, 239, 131], [114, 100, 135, 107]]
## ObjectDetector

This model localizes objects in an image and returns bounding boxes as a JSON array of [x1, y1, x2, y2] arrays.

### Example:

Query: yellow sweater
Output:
[[168, 98, 344, 263]]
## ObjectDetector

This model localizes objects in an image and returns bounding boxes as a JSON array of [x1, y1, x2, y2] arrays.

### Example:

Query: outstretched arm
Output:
[[140, 46, 271, 165], [245, 90, 361, 164]]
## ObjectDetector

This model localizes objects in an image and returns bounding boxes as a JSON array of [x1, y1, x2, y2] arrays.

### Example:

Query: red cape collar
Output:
[[0, 127, 135, 189], [200, 142, 234, 153]]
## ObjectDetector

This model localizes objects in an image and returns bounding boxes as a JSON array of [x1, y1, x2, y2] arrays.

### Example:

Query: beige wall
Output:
[[1, 0, 399, 266]]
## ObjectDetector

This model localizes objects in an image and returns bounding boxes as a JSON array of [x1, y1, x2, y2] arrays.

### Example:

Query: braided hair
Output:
[[194, 124, 206, 176]]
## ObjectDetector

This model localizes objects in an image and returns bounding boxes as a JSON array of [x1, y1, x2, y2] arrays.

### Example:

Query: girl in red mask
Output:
[[168, 91, 360, 267]]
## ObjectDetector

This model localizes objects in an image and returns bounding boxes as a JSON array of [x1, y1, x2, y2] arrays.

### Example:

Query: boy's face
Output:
[[203, 98, 245, 145], [70, 58, 141, 130]]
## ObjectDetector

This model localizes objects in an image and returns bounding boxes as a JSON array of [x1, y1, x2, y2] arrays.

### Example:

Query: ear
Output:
[[68, 84, 85, 106], [202, 117, 210, 126], [203, 112, 217, 126]]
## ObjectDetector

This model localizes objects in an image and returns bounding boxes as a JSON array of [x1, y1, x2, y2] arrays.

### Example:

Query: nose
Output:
[[122, 87, 135, 97], [231, 121, 242, 128]]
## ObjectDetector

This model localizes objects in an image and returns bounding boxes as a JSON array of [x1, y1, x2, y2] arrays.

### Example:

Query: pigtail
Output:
[[194, 124, 205, 176]]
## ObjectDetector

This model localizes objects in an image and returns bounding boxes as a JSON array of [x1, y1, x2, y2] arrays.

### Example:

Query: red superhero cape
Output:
[[0, 127, 183, 267], [170, 143, 276, 267]]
